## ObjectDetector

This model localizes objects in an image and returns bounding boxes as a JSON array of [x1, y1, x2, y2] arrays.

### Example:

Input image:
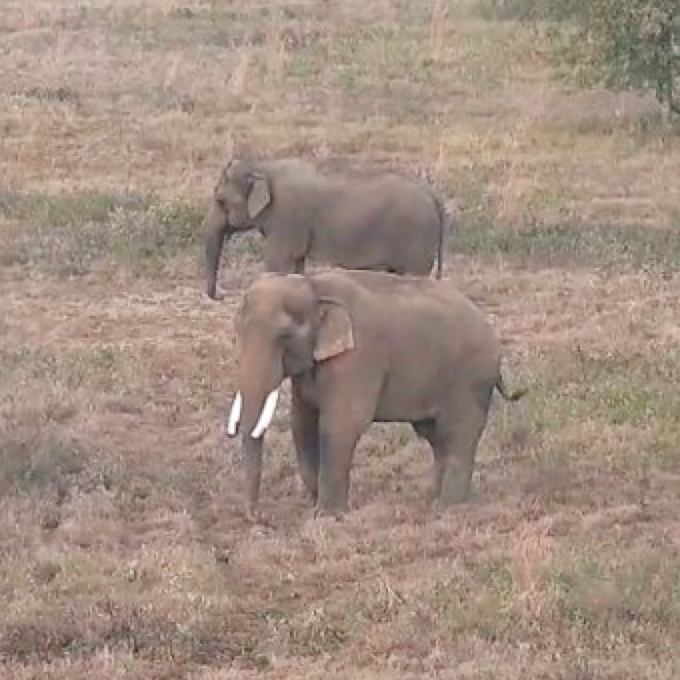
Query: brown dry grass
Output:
[[1, 1, 679, 678]]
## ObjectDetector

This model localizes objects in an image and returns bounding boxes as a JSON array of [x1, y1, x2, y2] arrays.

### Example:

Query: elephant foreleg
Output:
[[316, 428, 358, 518], [291, 387, 320, 502], [412, 419, 441, 501], [316, 399, 375, 518]]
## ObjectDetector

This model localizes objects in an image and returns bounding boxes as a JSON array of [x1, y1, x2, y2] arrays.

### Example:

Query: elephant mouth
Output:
[[226, 388, 280, 439]]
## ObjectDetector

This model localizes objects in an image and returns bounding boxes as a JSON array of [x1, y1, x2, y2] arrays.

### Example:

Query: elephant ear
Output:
[[247, 172, 271, 219], [314, 297, 355, 362]]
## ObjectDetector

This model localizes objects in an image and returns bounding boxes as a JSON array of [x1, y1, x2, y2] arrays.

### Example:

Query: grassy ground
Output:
[[1, 1, 679, 678]]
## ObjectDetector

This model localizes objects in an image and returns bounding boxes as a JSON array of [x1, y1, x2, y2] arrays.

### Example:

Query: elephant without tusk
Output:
[[203, 157, 452, 300], [226, 269, 527, 520]]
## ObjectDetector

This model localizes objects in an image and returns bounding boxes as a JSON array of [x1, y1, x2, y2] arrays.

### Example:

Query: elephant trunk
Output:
[[204, 203, 231, 300], [242, 433, 263, 518], [228, 346, 284, 514]]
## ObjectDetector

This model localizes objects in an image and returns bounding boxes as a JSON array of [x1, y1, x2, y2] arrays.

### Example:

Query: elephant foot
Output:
[[439, 490, 470, 506], [437, 472, 474, 505], [295, 477, 318, 505], [431, 486, 481, 517], [313, 503, 345, 521], [431, 499, 456, 518], [245, 505, 265, 524], [205, 284, 229, 301]]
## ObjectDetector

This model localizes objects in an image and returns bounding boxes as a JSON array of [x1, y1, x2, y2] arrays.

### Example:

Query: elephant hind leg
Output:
[[291, 386, 320, 503], [412, 419, 442, 501], [294, 256, 305, 274], [427, 389, 493, 507]]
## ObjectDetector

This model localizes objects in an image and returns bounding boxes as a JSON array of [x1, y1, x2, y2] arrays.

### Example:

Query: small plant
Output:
[[0, 426, 86, 496], [0, 190, 204, 275]]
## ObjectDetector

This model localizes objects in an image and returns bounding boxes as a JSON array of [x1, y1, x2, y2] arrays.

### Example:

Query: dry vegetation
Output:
[[1, 0, 679, 678]]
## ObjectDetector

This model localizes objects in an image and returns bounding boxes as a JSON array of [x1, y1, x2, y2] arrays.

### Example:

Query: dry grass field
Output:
[[1, 1, 680, 678]]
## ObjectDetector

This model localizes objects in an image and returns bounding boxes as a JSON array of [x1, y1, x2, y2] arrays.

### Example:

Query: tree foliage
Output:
[[525, 0, 680, 119]]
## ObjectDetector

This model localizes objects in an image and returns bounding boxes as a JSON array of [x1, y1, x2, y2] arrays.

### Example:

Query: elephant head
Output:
[[204, 159, 273, 299], [226, 274, 355, 513]]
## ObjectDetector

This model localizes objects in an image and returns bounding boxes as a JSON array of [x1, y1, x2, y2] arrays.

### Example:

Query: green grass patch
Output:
[[0, 346, 131, 394], [9, 86, 80, 104], [454, 220, 680, 271], [550, 540, 680, 648], [0, 345, 137, 457], [3, 190, 678, 276], [281, 18, 535, 97], [0, 426, 88, 497], [0, 190, 204, 276], [526, 349, 680, 428], [91, 2, 537, 102], [0, 345, 203, 507], [408, 534, 680, 653], [0, 189, 270, 278], [0, 189, 152, 227], [510, 349, 680, 490], [0, 590, 267, 668], [94, 3, 327, 52], [468, 0, 577, 22]]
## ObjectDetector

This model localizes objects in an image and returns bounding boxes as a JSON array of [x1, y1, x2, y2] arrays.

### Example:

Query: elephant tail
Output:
[[432, 194, 449, 280], [495, 372, 528, 402]]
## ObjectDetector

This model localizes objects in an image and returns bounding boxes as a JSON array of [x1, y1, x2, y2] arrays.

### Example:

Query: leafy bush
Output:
[[518, 0, 679, 121]]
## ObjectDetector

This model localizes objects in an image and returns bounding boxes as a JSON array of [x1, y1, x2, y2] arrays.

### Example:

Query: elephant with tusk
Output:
[[227, 389, 277, 440], [203, 157, 451, 300], [226, 269, 527, 520]]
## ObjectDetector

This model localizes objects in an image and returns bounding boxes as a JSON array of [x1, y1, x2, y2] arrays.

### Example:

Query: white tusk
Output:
[[250, 389, 280, 439], [226, 391, 242, 437]]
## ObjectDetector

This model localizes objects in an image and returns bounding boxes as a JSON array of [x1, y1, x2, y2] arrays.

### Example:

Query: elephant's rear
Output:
[[435, 282, 527, 403], [339, 275, 502, 420], [376, 175, 445, 277]]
